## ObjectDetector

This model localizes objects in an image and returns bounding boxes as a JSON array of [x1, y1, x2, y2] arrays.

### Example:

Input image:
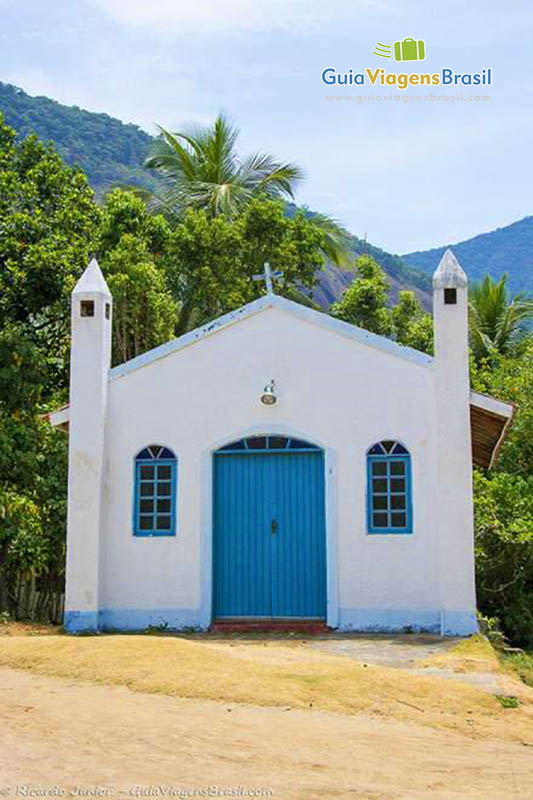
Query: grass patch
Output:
[[503, 651, 533, 688], [495, 694, 521, 709], [0, 634, 532, 741]]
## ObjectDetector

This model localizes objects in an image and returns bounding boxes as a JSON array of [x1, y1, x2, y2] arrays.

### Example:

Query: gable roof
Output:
[[109, 293, 432, 382]]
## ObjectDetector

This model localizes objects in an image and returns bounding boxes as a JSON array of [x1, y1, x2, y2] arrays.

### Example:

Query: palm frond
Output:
[[305, 212, 354, 268], [237, 153, 304, 198], [469, 273, 533, 360], [144, 126, 198, 182]]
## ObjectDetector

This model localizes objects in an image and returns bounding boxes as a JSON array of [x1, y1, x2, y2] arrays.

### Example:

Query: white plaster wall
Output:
[[99, 305, 447, 629]]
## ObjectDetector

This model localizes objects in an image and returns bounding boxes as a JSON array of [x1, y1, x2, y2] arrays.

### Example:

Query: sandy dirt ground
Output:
[[1, 666, 532, 800]]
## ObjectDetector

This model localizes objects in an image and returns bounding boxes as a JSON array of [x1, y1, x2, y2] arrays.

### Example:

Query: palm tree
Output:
[[143, 115, 302, 218], [140, 114, 353, 267], [469, 274, 533, 361]]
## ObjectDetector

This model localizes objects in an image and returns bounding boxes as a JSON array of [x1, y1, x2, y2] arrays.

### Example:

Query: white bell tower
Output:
[[64, 258, 112, 632], [433, 249, 477, 635]]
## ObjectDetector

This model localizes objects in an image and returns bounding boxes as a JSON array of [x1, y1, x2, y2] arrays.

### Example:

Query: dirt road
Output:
[[1, 667, 531, 800]]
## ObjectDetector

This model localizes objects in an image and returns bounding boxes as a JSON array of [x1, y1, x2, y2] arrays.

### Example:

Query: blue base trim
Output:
[[440, 610, 479, 637], [64, 608, 206, 633], [64, 610, 100, 633], [65, 607, 479, 636], [338, 608, 478, 636]]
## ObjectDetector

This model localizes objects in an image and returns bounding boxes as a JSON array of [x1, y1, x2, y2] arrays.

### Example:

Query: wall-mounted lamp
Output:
[[261, 379, 277, 406]]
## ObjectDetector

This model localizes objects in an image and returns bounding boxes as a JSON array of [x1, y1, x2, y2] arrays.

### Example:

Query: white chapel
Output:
[[49, 250, 514, 635]]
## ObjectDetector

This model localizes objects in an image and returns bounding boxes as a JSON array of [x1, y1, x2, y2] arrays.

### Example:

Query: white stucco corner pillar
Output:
[[433, 249, 477, 636], [64, 258, 112, 633]]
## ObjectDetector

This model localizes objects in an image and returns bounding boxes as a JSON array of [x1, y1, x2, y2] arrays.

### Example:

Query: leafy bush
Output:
[[474, 471, 533, 648]]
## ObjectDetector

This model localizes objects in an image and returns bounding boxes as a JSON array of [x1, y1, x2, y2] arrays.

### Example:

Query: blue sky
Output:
[[0, 0, 532, 253]]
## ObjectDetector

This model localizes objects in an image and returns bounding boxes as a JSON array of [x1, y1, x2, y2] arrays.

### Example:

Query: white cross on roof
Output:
[[252, 262, 284, 294]]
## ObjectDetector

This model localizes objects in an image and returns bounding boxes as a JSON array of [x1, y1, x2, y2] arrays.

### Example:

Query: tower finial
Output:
[[73, 258, 111, 296], [433, 249, 468, 289]]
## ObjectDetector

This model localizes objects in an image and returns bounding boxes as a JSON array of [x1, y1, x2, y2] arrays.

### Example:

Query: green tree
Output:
[[0, 117, 100, 391], [469, 274, 533, 363], [104, 240, 178, 365], [330, 257, 434, 352], [140, 114, 352, 267], [144, 114, 302, 218], [471, 340, 533, 478], [392, 291, 434, 353], [474, 470, 533, 648], [167, 198, 326, 335], [0, 330, 68, 619], [99, 187, 170, 254], [0, 418, 67, 620], [98, 190, 177, 364], [0, 116, 97, 620], [330, 255, 394, 336], [0, 120, 99, 328], [471, 336, 533, 646]]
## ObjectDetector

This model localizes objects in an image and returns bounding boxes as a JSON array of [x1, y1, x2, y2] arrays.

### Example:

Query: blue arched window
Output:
[[367, 441, 412, 534], [134, 445, 177, 536]]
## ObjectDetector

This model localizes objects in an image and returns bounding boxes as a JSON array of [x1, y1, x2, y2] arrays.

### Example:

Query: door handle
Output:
[[271, 518, 278, 534]]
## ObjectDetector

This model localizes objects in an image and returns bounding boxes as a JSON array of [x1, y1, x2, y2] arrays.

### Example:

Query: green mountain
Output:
[[403, 217, 533, 297], [0, 81, 432, 309], [0, 82, 154, 195]]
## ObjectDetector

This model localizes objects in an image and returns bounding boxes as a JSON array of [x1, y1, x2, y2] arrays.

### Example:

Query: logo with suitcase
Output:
[[373, 38, 426, 62]]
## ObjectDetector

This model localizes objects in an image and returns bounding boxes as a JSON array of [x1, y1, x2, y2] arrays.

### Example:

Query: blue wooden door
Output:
[[213, 437, 326, 619]]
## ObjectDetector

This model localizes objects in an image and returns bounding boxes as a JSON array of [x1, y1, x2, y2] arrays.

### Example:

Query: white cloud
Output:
[[88, 0, 385, 35]]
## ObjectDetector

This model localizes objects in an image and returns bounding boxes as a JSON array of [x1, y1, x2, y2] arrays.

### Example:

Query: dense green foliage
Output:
[[473, 470, 533, 647], [472, 345, 533, 481], [100, 189, 326, 342], [0, 120, 99, 353], [0, 83, 154, 196], [0, 117, 98, 618], [98, 190, 176, 364], [469, 274, 533, 363], [330, 255, 394, 335], [471, 342, 533, 647], [167, 197, 325, 335], [330, 255, 433, 352], [404, 215, 533, 296]]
